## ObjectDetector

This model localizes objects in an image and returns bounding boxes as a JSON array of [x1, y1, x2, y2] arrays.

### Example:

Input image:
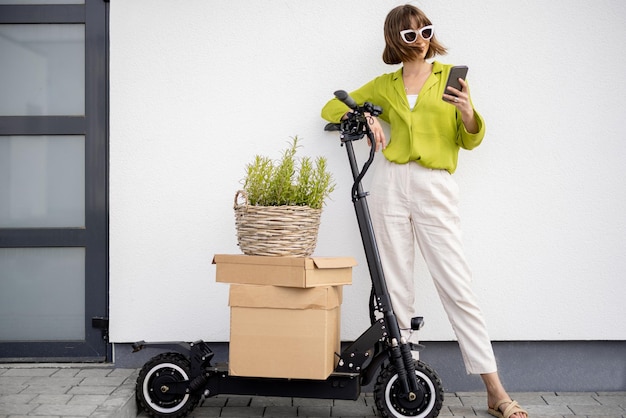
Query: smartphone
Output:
[[442, 65, 468, 102]]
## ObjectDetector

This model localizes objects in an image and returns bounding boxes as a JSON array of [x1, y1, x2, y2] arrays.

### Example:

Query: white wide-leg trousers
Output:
[[368, 158, 497, 375]]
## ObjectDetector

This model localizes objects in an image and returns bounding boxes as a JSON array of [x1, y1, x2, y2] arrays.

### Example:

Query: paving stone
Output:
[[594, 395, 626, 406], [582, 415, 626, 418], [8, 415, 60, 418], [79, 376, 127, 386], [109, 379, 135, 395], [0, 393, 37, 404], [200, 395, 228, 407], [334, 398, 368, 407], [331, 402, 376, 417], [460, 393, 551, 407], [455, 391, 485, 397], [525, 404, 575, 415], [76, 368, 114, 378], [513, 392, 558, 397], [92, 412, 124, 418], [250, 396, 294, 407], [363, 397, 380, 411], [31, 402, 97, 415], [33, 416, 67, 418], [264, 405, 299, 416], [443, 395, 464, 407], [51, 368, 81, 378], [29, 393, 73, 405], [0, 376, 31, 386], [67, 385, 116, 395], [463, 394, 549, 411], [93, 402, 126, 414], [544, 394, 601, 405], [528, 415, 566, 418], [99, 392, 131, 408], [448, 405, 477, 416], [474, 409, 492, 417], [0, 402, 37, 415], [94, 396, 137, 418], [221, 405, 265, 417], [459, 395, 487, 407], [569, 404, 626, 416], [27, 376, 83, 386], [295, 397, 334, 407], [298, 405, 332, 416], [1, 368, 58, 377], [68, 394, 109, 405], [20, 384, 71, 395], [186, 406, 223, 417], [108, 368, 138, 379], [226, 395, 253, 406], [437, 406, 455, 416], [510, 394, 551, 406]]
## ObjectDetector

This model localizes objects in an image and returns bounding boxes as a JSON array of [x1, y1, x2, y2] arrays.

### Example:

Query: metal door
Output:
[[0, 0, 109, 361]]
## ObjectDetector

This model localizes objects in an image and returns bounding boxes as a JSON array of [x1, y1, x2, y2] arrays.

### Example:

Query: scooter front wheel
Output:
[[374, 360, 444, 418], [136, 352, 200, 418]]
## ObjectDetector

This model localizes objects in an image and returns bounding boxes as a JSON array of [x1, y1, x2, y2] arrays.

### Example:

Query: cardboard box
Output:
[[228, 284, 342, 380], [213, 254, 355, 288]]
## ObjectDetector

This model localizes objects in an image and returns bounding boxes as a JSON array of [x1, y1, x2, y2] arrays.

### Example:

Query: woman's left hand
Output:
[[444, 78, 479, 134], [443, 78, 472, 112]]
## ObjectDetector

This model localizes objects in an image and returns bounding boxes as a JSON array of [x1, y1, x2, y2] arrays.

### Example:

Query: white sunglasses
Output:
[[400, 25, 434, 43]]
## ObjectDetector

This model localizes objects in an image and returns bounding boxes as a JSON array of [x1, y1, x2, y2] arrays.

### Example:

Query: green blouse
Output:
[[321, 61, 485, 174]]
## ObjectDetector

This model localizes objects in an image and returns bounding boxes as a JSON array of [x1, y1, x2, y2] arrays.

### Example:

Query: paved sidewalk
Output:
[[1, 364, 625, 417], [136, 392, 626, 418], [0, 364, 137, 418]]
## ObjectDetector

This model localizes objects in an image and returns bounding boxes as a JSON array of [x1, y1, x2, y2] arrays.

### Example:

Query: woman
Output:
[[321, 5, 528, 418]]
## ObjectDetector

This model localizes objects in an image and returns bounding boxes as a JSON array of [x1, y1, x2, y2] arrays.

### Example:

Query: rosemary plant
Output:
[[242, 137, 335, 209]]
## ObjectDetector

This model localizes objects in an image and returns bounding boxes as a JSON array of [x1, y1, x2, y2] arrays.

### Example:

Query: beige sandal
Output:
[[488, 399, 528, 418]]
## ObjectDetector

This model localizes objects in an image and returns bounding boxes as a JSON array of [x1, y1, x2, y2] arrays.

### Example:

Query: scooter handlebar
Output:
[[325, 90, 382, 200], [324, 123, 341, 132], [333, 90, 358, 110]]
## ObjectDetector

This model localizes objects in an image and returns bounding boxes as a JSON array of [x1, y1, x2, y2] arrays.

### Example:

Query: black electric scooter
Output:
[[133, 91, 444, 418]]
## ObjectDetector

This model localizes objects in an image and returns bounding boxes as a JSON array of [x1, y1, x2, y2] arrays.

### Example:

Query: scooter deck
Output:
[[204, 365, 361, 400]]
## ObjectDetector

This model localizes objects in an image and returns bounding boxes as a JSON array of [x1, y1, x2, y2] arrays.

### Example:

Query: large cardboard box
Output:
[[213, 254, 355, 288], [228, 284, 342, 380]]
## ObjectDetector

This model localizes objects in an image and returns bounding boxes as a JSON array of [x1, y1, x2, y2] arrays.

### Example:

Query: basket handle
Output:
[[234, 190, 249, 209]]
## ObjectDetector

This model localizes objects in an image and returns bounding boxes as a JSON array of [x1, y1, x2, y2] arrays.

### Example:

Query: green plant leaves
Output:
[[242, 137, 335, 209]]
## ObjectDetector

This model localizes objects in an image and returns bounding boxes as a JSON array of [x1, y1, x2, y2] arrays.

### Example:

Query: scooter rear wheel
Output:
[[374, 360, 444, 418], [136, 352, 200, 418]]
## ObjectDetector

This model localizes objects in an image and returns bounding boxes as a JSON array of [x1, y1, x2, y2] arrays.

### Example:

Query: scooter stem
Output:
[[341, 134, 420, 396]]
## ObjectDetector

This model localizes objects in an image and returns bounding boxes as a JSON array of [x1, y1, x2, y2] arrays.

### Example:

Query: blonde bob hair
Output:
[[382, 4, 447, 64]]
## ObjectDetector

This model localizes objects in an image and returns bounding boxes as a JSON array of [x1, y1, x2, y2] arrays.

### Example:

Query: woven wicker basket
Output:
[[234, 190, 322, 257]]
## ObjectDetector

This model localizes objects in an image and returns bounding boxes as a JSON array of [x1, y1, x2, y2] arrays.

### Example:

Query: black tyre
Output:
[[373, 360, 444, 418], [136, 352, 200, 418]]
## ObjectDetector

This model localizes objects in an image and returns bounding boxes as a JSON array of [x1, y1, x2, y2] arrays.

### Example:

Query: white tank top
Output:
[[407, 94, 418, 109]]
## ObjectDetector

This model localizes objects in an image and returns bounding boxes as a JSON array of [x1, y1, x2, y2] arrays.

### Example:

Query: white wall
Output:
[[109, 0, 626, 344]]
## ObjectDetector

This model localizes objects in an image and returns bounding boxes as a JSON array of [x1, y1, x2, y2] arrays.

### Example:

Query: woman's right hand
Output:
[[341, 111, 386, 151], [366, 114, 387, 151]]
